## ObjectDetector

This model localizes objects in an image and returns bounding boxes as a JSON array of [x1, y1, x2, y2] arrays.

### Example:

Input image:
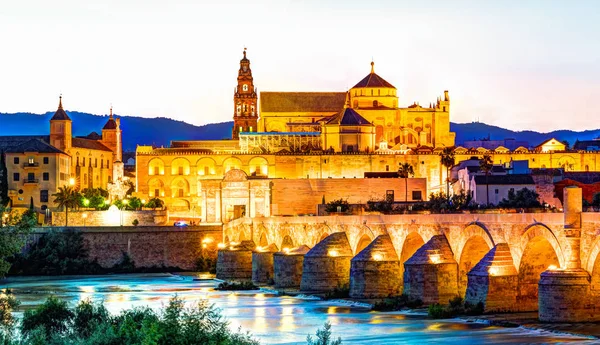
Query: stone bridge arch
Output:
[[585, 236, 600, 291], [516, 223, 564, 311], [257, 223, 269, 247], [350, 224, 379, 254], [456, 222, 496, 297]]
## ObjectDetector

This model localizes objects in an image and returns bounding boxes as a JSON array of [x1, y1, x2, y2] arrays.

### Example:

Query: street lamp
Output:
[[69, 178, 75, 186], [83, 199, 90, 207]]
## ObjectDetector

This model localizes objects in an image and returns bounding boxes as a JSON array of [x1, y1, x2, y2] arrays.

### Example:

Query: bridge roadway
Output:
[[219, 187, 600, 322]]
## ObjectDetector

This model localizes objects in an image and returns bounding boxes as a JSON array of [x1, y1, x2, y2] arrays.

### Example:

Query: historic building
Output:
[[135, 49, 600, 221], [0, 97, 123, 212]]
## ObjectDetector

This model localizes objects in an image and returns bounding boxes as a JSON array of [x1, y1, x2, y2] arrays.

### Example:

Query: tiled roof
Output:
[[352, 64, 396, 89], [474, 174, 534, 185], [260, 92, 346, 113], [0, 135, 49, 151], [326, 108, 372, 126], [50, 97, 71, 121], [3, 138, 66, 154], [103, 118, 117, 130], [77, 132, 102, 140], [574, 139, 600, 150], [72, 138, 113, 152]]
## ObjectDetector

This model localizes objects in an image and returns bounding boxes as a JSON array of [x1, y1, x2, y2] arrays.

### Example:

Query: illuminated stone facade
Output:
[[135, 50, 600, 218]]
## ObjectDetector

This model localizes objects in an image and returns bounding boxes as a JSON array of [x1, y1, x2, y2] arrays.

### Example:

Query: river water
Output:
[[0, 273, 595, 344]]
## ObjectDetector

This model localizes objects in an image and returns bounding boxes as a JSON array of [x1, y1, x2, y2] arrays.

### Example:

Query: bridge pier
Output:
[[539, 186, 600, 322], [465, 243, 518, 312], [403, 235, 458, 305], [349, 234, 401, 298], [216, 240, 255, 281], [252, 243, 279, 285], [300, 232, 353, 293], [273, 245, 310, 289]]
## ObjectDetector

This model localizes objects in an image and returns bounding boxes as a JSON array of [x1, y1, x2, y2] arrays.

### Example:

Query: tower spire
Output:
[[370, 61, 375, 74], [58, 94, 63, 110], [243, 47, 247, 59], [110, 104, 113, 119]]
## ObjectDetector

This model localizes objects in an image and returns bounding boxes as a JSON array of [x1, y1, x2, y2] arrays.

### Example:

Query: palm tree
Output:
[[479, 153, 494, 206], [53, 186, 78, 226], [440, 147, 455, 200], [398, 162, 415, 203]]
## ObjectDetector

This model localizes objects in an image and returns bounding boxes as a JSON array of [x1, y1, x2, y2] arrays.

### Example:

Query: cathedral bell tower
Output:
[[232, 48, 258, 140]]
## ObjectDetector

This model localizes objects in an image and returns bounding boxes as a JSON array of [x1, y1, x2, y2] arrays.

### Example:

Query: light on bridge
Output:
[[217, 243, 226, 249], [548, 265, 558, 271], [328, 250, 338, 257], [488, 267, 498, 276], [372, 253, 383, 261], [429, 254, 441, 264], [283, 247, 291, 254]]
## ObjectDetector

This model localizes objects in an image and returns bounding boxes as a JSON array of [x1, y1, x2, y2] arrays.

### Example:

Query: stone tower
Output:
[[101, 106, 123, 162], [49, 95, 72, 151], [232, 48, 258, 139]]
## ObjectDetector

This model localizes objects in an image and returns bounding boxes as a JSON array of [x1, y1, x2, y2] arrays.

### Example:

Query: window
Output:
[[386, 190, 394, 203], [178, 167, 184, 175], [154, 167, 159, 175], [239, 126, 243, 133], [13, 157, 19, 164], [82, 158, 85, 167], [43, 172, 49, 181], [242, 84, 248, 91], [495, 189, 499, 194], [13, 173, 19, 181], [40, 190, 49, 203], [27, 172, 34, 181], [76, 157, 79, 166], [95, 158, 98, 167], [43, 157, 49, 164], [373, 100, 378, 107], [204, 167, 209, 175], [178, 189, 184, 197], [412, 191, 423, 201], [28, 157, 34, 164], [249, 126, 253, 132], [154, 188, 160, 197], [385, 165, 389, 172], [101, 160, 104, 168]]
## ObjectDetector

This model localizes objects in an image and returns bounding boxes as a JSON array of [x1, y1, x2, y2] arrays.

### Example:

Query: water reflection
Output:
[[0, 274, 595, 345]]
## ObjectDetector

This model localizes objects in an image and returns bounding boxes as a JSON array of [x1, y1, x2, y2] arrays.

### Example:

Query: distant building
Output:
[[0, 97, 123, 212], [471, 174, 536, 205], [574, 139, 600, 152], [462, 138, 529, 151]]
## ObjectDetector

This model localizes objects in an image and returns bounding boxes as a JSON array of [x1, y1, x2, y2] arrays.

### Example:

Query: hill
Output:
[[1, 111, 599, 150]]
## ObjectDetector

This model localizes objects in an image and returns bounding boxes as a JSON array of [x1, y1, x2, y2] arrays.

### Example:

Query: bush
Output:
[[428, 296, 484, 319], [498, 188, 541, 209], [21, 296, 74, 340], [216, 281, 258, 291], [111, 252, 136, 273], [372, 294, 423, 311], [132, 219, 139, 226], [323, 283, 350, 300], [145, 198, 164, 210], [0, 290, 20, 329], [324, 199, 349, 213], [307, 321, 342, 345], [194, 254, 216, 274], [9, 229, 103, 276]]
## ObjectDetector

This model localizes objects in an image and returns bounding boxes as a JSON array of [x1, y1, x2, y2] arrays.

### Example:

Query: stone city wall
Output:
[[51, 209, 168, 227], [32, 225, 222, 270], [270, 178, 427, 216]]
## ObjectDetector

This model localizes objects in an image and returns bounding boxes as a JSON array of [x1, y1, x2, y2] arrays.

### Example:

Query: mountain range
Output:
[[1, 111, 599, 151]]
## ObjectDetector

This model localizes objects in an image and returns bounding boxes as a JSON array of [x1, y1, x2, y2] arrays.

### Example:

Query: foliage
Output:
[[217, 281, 258, 291], [479, 153, 494, 205], [324, 199, 349, 213], [398, 162, 415, 203], [9, 229, 103, 276], [323, 283, 350, 300], [194, 253, 217, 274], [428, 296, 484, 319], [127, 197, 142, 211], [52, 186, 80, 226], [0, 290, 20, 330], [12, 296, 261, 345], [132, 219, 139, 226], [111, 252, 136, 273], [0, 207, 36, 277], [145, 198, 164, 210], [80, 188, 109, 210], [306, 321, 342, 345], [372, 294, 423, 311], [365, 198, 393, 213], [411, 191, 474, 213], [124, 180, 135, 196], [21, 296, 75, 339], [498, 188, 541, 209], [440, 147, 456, 198]]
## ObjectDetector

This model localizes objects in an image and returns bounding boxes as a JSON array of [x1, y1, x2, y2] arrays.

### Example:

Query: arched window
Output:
[[373, 100, 378, 107], [243, 84, 248, 91]]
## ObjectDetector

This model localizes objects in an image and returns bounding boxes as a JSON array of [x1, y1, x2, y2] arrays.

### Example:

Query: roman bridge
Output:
[[219, 187, 600, 322]]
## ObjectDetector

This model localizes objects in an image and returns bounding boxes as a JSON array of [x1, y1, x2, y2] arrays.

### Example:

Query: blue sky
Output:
[[1, 0, 599, 132]]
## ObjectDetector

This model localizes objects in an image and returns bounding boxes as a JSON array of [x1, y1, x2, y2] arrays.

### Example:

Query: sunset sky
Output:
[[1, 0, 599, 132]]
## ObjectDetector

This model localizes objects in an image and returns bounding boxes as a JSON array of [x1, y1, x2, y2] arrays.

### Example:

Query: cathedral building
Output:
[[0, 97, 123, 212], [135, 49, 600, 221]]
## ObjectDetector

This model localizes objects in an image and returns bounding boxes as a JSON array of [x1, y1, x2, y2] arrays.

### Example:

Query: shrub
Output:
[[111, 252, 136, 273], [0, 290, 20, 329], [21, 296, 74, 339], [194, 254, 216, 274], [145, 198, 164, 210], [372, 294, 423, 311], [428, 303, 452, 319], [428, 296, 484, 319], [217, 281, 258, 291], [324, 283, 350, 300], [307, 321, 342, 345], [498, 188, 541, 209], [324, 199, 349, 213], [132, 219, 139, 226]]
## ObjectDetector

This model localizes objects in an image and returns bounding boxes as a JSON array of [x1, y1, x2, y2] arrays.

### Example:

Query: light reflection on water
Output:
[[0, 273, 596, 345]]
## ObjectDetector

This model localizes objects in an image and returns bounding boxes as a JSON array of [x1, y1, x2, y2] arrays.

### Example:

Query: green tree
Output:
[[479, 153, 494, 205], [307, 321, 342, 345], [127, 197, 142, 211], [0, 290, 20, 331], [498, 188, 541, 209], [440, 147, 455, 201], [398, 162, 415, 203], [21, 296, 74, 340], [52, 186, 79, 226], [145, 198, 164, 210], [0, 207, 35, 277]]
